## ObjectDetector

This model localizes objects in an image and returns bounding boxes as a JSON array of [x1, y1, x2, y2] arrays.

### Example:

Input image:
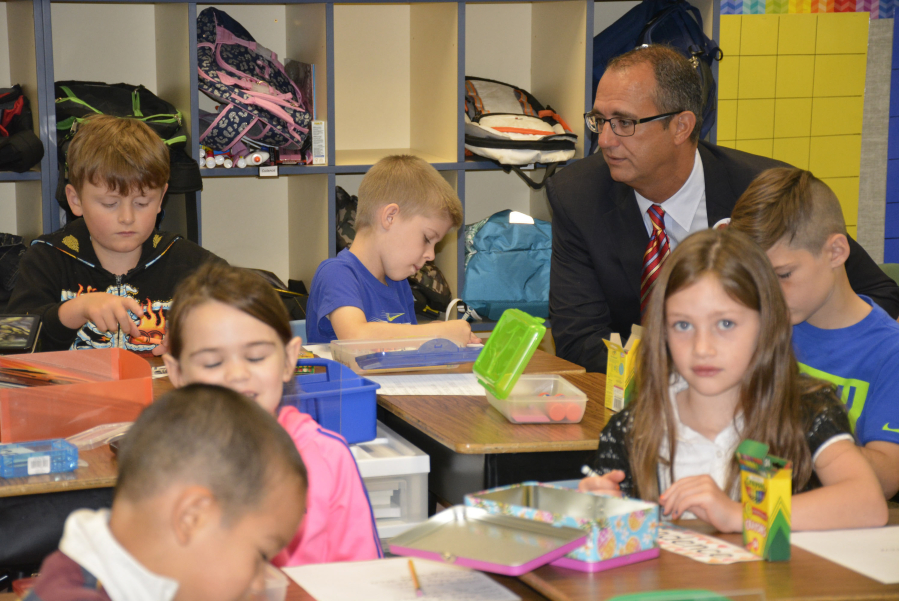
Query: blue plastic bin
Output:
[[281, 358, 379, 444]]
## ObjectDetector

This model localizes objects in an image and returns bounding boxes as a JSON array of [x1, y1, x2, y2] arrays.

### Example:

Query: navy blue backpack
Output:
[[592, 0, 723, 144]]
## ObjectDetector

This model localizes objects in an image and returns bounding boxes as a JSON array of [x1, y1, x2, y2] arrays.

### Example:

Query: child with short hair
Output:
[[24, 384, 307, 601], [163, 261, 382, 565], [580, 228, 887, 531], [9, 114, 222, 354], [306, 155, 477, 345], [730, 168, 899, 499]]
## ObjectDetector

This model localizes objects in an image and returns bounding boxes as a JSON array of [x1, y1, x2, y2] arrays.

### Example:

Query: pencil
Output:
[[408, 559, 423, 597]]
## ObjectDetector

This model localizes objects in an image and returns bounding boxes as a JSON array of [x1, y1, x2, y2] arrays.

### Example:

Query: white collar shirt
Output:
[[59, 508, 180, 601], [658, 377, 744, 504], [635, 149, 707, 250]]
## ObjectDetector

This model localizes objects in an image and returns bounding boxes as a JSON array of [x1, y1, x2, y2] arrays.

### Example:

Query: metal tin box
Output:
[[387, 505, 587, 576], [466, 482, 660, 572]]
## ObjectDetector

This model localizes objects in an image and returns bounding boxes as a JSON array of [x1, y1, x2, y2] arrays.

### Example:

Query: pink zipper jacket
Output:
[[272, 406, 383, 566]]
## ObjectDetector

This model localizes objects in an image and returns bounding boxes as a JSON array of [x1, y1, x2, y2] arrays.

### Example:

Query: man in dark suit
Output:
[[547, 45, 899, 373]]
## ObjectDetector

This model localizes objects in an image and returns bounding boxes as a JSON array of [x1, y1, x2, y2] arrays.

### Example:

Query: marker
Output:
[[581, 465, 600, 478], [204, 157, 215, 169], [408, 559, 423, 597], [236, 156, 247, 168]]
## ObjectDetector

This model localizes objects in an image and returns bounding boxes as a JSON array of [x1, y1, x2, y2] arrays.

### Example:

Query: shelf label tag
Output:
[[312, 121, 327, 166], [259, 165, 279, 178], [522, 164, 535, 171]]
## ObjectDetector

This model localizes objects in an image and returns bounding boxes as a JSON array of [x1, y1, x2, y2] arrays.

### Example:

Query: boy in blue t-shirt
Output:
[[307, 155, 477, 346], [731, 167, 899, 498]]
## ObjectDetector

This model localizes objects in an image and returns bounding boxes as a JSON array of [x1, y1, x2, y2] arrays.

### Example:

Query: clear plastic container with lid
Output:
[[473, 309, 587, 424], [485, 374, 587, 424]]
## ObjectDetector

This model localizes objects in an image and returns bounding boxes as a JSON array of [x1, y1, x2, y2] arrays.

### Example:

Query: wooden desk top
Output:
[[377, 372, 610, 454], [0, 354, 585, 495], [519, 507, 899, 601]]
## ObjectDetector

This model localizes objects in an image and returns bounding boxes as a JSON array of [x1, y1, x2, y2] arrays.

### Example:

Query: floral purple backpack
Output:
[[197, 7, 311, 152]]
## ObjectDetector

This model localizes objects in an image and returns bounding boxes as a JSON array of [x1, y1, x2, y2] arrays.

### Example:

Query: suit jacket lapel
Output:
[[605, 182, 648, 301], [700, 143, 739, 227]]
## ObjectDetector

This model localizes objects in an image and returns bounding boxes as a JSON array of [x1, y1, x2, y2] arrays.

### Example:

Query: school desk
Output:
[[517, 506, 899, 601], [376, 370, 608, 507]]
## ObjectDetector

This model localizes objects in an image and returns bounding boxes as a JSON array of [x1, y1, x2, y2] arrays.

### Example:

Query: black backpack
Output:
[[0, 85, 43, 173], [53, 81, 203, 218], [592, 0, 722, 143]]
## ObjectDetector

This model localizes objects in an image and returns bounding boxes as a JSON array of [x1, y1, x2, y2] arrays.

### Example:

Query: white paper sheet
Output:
[[368, 373, 485, 396], [791, 526, 899, 584], [283, 558, 520, 601], [302, 344, 333, 360]]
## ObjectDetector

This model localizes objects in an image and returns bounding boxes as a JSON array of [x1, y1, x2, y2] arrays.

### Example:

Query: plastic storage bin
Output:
[[0, 439, 79, 478], [485, 375, 587, 424], [331, 337, 479, 374], [281, 358, 379, 444], [352, 422, 430, 540], [0, 349, 153, 443]]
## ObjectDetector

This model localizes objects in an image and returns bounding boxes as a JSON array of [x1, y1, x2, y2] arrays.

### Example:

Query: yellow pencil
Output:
[[408, 559, 423, 597]]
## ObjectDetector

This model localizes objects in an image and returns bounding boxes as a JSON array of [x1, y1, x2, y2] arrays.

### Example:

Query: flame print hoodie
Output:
[[8, 218, 223, 352]]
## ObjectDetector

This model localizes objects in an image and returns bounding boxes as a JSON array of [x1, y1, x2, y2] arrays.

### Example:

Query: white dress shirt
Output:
[[635, 150, 707, 250]]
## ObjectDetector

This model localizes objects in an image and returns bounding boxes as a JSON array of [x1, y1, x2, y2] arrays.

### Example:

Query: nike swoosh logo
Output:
[[883, 423, 899, 433], [385, 313, 404, 322]]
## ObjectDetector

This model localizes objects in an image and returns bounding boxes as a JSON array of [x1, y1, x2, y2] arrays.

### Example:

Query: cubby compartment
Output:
[[333, 2, 458, 166], [0, 181, 41, 239], [465, 1, 589, 159], [196, 3, 328, 174], [200, 173, 329, 286], [0, 1, 42, 238]]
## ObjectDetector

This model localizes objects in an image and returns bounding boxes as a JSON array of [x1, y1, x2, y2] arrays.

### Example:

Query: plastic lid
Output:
[[472, 309, 546, 400]]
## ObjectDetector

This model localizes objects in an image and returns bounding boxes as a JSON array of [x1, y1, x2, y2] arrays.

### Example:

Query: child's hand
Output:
[[659, 475, 742, 532], [442, 319, 476, 348], [577, 469, 625, 496], [61, 292, 143, 338]]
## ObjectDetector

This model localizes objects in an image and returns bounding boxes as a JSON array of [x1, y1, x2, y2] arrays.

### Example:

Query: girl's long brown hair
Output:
[[629, 228, 826, 500]]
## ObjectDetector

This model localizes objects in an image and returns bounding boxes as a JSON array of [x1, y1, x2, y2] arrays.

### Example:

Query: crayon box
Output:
[[603, 325, 643, 411], [737, 439, 791, 561]]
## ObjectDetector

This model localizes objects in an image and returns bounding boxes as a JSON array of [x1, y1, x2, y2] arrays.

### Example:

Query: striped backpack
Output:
[[464, 77, 577, 189], [197, 7, 311, 152]]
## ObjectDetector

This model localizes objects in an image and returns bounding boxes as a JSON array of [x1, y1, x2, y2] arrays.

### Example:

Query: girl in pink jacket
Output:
[[163, 262, 382, 565]]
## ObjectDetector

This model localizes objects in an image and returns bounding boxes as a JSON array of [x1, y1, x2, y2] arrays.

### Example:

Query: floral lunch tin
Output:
[[465, 482, 660, 572]]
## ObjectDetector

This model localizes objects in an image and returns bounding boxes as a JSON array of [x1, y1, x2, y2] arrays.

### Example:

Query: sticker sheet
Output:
[[658, 526, 761, 564]]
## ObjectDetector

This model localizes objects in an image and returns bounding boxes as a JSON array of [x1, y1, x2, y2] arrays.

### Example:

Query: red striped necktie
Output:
[[640, 204, 671, 314]]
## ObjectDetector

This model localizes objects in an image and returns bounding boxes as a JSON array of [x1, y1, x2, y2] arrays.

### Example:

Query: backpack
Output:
[[0, 85, 44, 173], [462, 209, 552, 320], [197, 7, 311, 152], [592, 0, 722, 143], [333, 186, 453, 317], [464, 77, 577, 190], [53, 81, 202, 215]]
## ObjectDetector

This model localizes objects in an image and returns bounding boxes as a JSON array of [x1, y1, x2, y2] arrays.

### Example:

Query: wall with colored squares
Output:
[[716, 12, 870, 239], [721, 0, 893, 20]]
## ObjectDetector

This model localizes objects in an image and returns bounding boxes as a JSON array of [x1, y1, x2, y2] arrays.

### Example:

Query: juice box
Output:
[[603, 325, 642, 411], [737, 439, 791, 561]]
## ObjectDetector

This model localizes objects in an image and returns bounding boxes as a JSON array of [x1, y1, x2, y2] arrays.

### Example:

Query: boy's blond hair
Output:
[[67, 114, 170, 196], [730, 167, 847, 254], [356, 155, 463, 230]]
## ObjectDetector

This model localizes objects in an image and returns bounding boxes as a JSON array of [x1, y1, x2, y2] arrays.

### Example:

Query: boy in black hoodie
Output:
[[9, 115, 222, 353]]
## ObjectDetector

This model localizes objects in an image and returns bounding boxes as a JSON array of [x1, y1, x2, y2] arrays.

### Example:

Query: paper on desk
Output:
[[368, 373, 485, 396], [283, 557, 520, 601], [302, 344, 333, 360], [791, 526, 899, 584]]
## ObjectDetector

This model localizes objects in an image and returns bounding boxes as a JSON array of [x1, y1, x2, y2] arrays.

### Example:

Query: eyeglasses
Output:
[[583, 111, 683, 137]]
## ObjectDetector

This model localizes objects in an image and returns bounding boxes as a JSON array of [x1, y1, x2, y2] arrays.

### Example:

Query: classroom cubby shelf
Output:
[[1, 0, 717, 294]]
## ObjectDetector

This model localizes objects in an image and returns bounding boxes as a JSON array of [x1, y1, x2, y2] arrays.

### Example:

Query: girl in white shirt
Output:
[[580, 228, 887, 532]]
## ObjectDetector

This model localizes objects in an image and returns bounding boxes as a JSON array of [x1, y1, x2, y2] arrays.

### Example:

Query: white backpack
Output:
[[464, 77, 577, 189]]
